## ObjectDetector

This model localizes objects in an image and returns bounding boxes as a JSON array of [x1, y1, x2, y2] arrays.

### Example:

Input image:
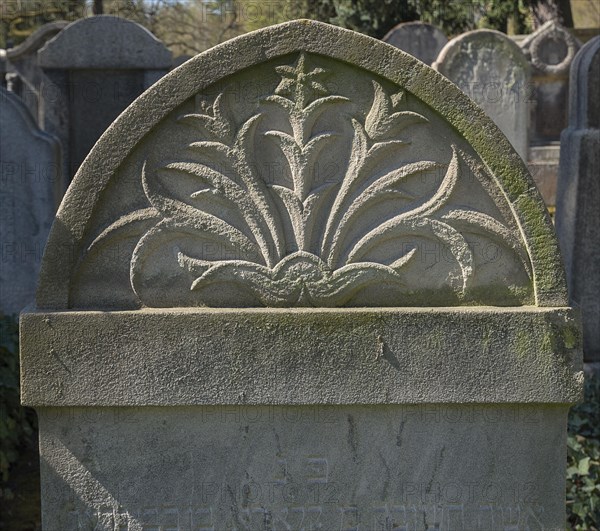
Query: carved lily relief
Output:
[[89, 52, 532, 307]]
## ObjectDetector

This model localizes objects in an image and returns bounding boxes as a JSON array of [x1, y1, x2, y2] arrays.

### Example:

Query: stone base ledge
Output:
[[20, 307, 583, 407]]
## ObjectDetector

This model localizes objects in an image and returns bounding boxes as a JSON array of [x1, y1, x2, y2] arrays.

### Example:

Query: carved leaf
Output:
[[347, 217, 473, 294], [123, 53, 531, 307], [88, 207, 160, 252], [269, 184, 305, 250], [342, 149, 475, 293], [142, 162, 259, 258], [233, 113, 286, 265], [365, 81, 428, 141], [326, 160, 442, 267], [178, 93, 233, 141], [344, 148, 458, 260], [442, 209, 532, 278], [321, 118, 369, 258]]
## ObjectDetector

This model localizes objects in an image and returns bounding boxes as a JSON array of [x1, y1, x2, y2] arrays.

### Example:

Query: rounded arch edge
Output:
[[36, 19, 567, 309]]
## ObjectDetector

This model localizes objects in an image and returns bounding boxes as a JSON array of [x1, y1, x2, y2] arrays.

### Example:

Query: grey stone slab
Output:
[[37, 404, 568, 530], [556, 36, 600, 362], [528, 145, 560, 207], [68, 69, 146, 175], [434, 29, 530, 160], [38, 15, 171, 69], [0, 88, 61, 315], [382, 22, 447, 66], [521, 21, 581, 144], [19, 307, 582, 407], [19, 20, 581, 530], [37, 15, 171, 190]]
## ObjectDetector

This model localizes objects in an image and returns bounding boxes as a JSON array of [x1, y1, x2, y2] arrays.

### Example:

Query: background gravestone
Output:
[[38, 15, 172, 192], [0, 87, 61, 315], [21, 20, 581, 530], [521, 21, 581, 213], [521, 20, 581, 145], [0, 21, 68, 122], [556, 36, 600, 363], [434, 29, 530, 160], [382, 21, 447, 65]]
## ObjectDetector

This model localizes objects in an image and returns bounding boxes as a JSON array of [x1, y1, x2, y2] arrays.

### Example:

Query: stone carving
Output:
[[35, 20, 566, 310], [556, 36, 600, 362], [382, 22, 448, 66], [434, 30, 530, 160], [21, 22, 581, 531], [84, 52, 532, 308], [522, 20, 580, 76]]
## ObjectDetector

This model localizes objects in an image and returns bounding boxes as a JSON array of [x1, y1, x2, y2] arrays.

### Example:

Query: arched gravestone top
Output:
[[5, 21, 68, 62], [38, 15, 172, 69], [36, 20, 567, 309], [568, 35, 600, 129], [433, 29, 530, 160], [382, 21, 447, 65], [520, 20, 580, 76]]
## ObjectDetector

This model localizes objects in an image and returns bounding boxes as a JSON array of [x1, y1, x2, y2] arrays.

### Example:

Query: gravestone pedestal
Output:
[[22, 308, 580, 530]]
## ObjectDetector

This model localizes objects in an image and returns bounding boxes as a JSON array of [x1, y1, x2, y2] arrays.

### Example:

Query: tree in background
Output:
[[0, 0, 579, 56], [239, 0, 534, 39], [527, 0, 573, 28], [0, 0, 85, 47]]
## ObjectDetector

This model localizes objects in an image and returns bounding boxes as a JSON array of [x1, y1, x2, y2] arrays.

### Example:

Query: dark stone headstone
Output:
[[38, 15, 172, 192], [0, 87, 61, 314], [556, 36, 600, 362]]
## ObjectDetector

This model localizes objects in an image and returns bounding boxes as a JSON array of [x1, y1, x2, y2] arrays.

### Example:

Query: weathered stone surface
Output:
[[382, 21, 447, 65], [434, 29, 530, 160], [38, 404, 568, 530], [36, 24, 565, 310], [0, 88, 61, 315], [528, 144, 561, 207], [521, 20, 581, 144], [38, 15, 171, 190], [20, 20, 581, 530], [556, 36, 600, 362], [20, 307, 582, 407]]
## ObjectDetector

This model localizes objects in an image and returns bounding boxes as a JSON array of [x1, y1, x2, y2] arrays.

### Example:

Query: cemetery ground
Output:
[[1, 311, 599, 528]]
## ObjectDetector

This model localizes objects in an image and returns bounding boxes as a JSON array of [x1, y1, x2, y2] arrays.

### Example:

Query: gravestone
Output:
[[521, 20, 581, 144], [21, 20, 582, 530], [38, 15, 172, 192], [520, 23, 582, 217], [1, 21, 68, 121], [0, 88, 61, 315], [433, 29, 530, 160], [556, 36, 600, 363], [382, 22, 447, 65]]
